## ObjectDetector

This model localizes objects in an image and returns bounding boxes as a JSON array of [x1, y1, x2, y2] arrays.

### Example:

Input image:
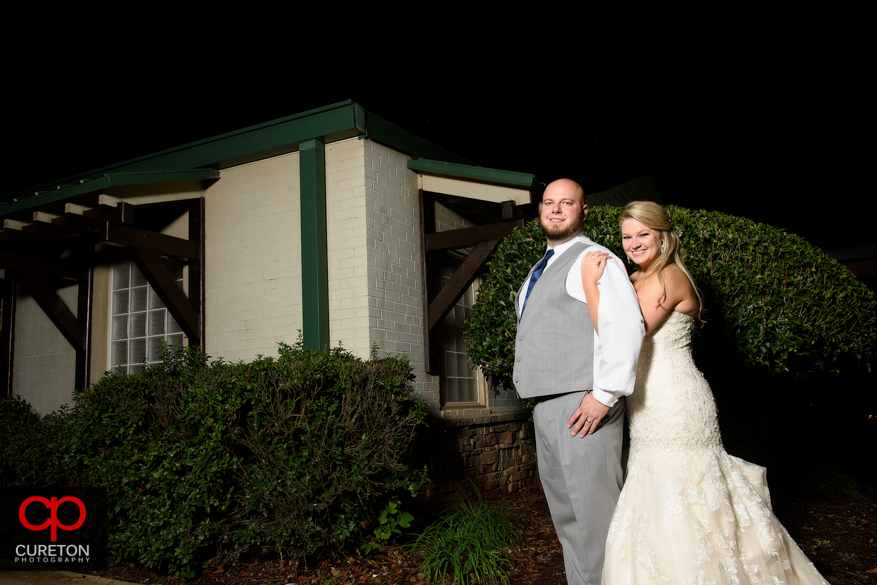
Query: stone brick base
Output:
[[411, 412, 537, 508]]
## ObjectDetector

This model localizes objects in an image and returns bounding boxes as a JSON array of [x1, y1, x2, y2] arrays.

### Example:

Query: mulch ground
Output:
[[88, 483, 876, 585]]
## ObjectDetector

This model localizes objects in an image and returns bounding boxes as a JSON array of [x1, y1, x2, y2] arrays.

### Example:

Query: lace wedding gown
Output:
[[602, 311, 828, 584]]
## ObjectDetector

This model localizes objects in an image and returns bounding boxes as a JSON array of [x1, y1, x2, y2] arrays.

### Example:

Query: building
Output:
[[2, 100, 563, 498]]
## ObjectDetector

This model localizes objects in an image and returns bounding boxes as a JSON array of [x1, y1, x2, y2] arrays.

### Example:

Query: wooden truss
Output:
[[0, 199, 204, 396], [419, 191, 525, 375]]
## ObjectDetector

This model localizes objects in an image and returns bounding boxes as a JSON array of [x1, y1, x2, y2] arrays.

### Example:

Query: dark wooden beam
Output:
[[1, 273, 16, 398], [425, 220, 524, 252], [128, 245, 200, 346], [427, 239, 500, 330], [188, 198, 206, 349], [9, 221, 100, 252], [75, 265, 93, 390], [419, 189, 439, 374], [16, 270, 86, 352], [0, 251, 89, 280], [84, 202, 135, 224], [105, 224, 199, 259]]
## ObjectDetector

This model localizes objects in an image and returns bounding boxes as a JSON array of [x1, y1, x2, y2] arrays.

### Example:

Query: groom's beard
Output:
[[540, 215, 584, 242]]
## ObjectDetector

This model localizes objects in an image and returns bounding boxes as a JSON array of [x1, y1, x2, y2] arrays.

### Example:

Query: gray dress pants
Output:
[[533, 391, 625, 585]]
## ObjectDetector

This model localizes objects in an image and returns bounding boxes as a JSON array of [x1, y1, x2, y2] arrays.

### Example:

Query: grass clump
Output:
[[409, 491, 522, 585]]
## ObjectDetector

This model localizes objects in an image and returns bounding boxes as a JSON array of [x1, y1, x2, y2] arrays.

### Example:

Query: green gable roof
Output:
[[2, 100, 472, 218]]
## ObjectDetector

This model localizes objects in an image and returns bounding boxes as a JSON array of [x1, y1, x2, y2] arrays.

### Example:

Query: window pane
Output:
[[111, 341, 127, 367], [131, 266, 147, 287], [148, 288, 164, 310], [113, 265, 130, 290], [112, 290, 129, 315], [148, 337, 164, 362], [128, 338, 146, 365], [130, 312, 146, 338], [112, 316, 128, 341], [148, 310, 166, 336], [131, 286, 148, 312], [168, 316, 182, 334], [446, 378, 460, 403]]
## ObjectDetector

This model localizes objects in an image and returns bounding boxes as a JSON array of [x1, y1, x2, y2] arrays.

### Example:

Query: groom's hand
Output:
[[567, 392, 610, 438]]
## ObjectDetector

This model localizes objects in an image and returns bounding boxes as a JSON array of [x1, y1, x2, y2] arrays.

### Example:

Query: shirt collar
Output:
[[547, 232, 594, 259]]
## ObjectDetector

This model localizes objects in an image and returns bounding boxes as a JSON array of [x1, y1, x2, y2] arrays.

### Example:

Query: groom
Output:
[[513, 179, 643, 585]]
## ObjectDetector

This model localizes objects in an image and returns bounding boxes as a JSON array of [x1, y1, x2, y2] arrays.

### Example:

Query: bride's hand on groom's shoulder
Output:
[[581, 251, 612, 284]]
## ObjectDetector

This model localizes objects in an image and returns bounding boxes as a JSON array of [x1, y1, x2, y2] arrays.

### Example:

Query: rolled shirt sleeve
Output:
[[566, 244, 645, 406]]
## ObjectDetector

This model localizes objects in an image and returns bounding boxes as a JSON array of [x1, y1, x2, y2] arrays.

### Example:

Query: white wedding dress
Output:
[[603, 311, 828, 584]]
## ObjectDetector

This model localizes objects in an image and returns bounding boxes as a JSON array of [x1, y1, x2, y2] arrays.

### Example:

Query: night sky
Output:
[[4, 7, 871, 249]]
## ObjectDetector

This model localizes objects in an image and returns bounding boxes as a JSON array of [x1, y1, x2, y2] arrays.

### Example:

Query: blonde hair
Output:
[[620, 201, 705, 326]]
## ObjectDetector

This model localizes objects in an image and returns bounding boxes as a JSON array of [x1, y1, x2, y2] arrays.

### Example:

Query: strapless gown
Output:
[[602, 311, 828, 584]]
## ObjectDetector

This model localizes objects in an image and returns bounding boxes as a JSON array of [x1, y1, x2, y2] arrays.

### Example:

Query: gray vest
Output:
[[513, 242, 596, 398]]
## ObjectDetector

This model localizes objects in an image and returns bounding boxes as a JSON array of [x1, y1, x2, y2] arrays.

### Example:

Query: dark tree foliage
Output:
[[464, 206, 876, 390]]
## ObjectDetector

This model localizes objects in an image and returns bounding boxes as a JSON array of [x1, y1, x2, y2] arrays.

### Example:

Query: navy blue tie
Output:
[[521, 249, 554, 315]]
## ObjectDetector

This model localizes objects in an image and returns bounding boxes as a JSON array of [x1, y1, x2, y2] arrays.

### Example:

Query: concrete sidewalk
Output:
[[0, 571, 138, 585]]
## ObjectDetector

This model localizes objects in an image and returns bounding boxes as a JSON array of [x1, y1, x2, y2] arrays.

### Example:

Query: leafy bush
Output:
[[0, 396, 72, 487], [409, 490, 522, 585], [465, 207, 877, 387], [6, 341, 429, 578], [231, 343, 429, 559], [67, 347, 240, 578]]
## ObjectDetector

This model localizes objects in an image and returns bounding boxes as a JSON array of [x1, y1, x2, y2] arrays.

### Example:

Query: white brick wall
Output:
[[359, 140, 441, 410], [13, 285, 78, 416], [204, 152, 303, 362], [325, 139, 372, 358]]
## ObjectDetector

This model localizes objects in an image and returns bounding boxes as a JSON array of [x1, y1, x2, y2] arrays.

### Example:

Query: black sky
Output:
[[4, 7, 871, 248]]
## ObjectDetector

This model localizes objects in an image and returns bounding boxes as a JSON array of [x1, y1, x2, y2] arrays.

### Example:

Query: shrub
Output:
[[0, 396, 72, 488], [67, 347, 244, 578], [41, 341, 429, 578], [231, 342, 429, 559], [465, 207, 877, 388]]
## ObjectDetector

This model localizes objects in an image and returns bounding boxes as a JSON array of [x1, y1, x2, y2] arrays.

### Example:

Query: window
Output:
[[438, 258, 484, 407], [110, 261, 184, 374]]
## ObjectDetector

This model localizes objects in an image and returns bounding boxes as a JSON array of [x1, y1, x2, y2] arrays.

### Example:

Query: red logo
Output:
[[19, 496, 87, 542]]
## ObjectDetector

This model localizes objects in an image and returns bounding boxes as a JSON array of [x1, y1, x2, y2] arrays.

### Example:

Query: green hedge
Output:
[[1, 342, 429, 578], [465, 206, 877, 388], [0, 396, 73, 487]]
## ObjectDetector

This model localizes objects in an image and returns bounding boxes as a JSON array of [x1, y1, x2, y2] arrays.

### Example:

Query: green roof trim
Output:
[[362, 113, 471, 166], [3, 100, 477, 218], [0, 169, 221, 215], [407, 159, 534, 188]]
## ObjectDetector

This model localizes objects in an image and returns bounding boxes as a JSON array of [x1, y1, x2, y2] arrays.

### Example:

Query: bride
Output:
[[581, 201, 827, 584]]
